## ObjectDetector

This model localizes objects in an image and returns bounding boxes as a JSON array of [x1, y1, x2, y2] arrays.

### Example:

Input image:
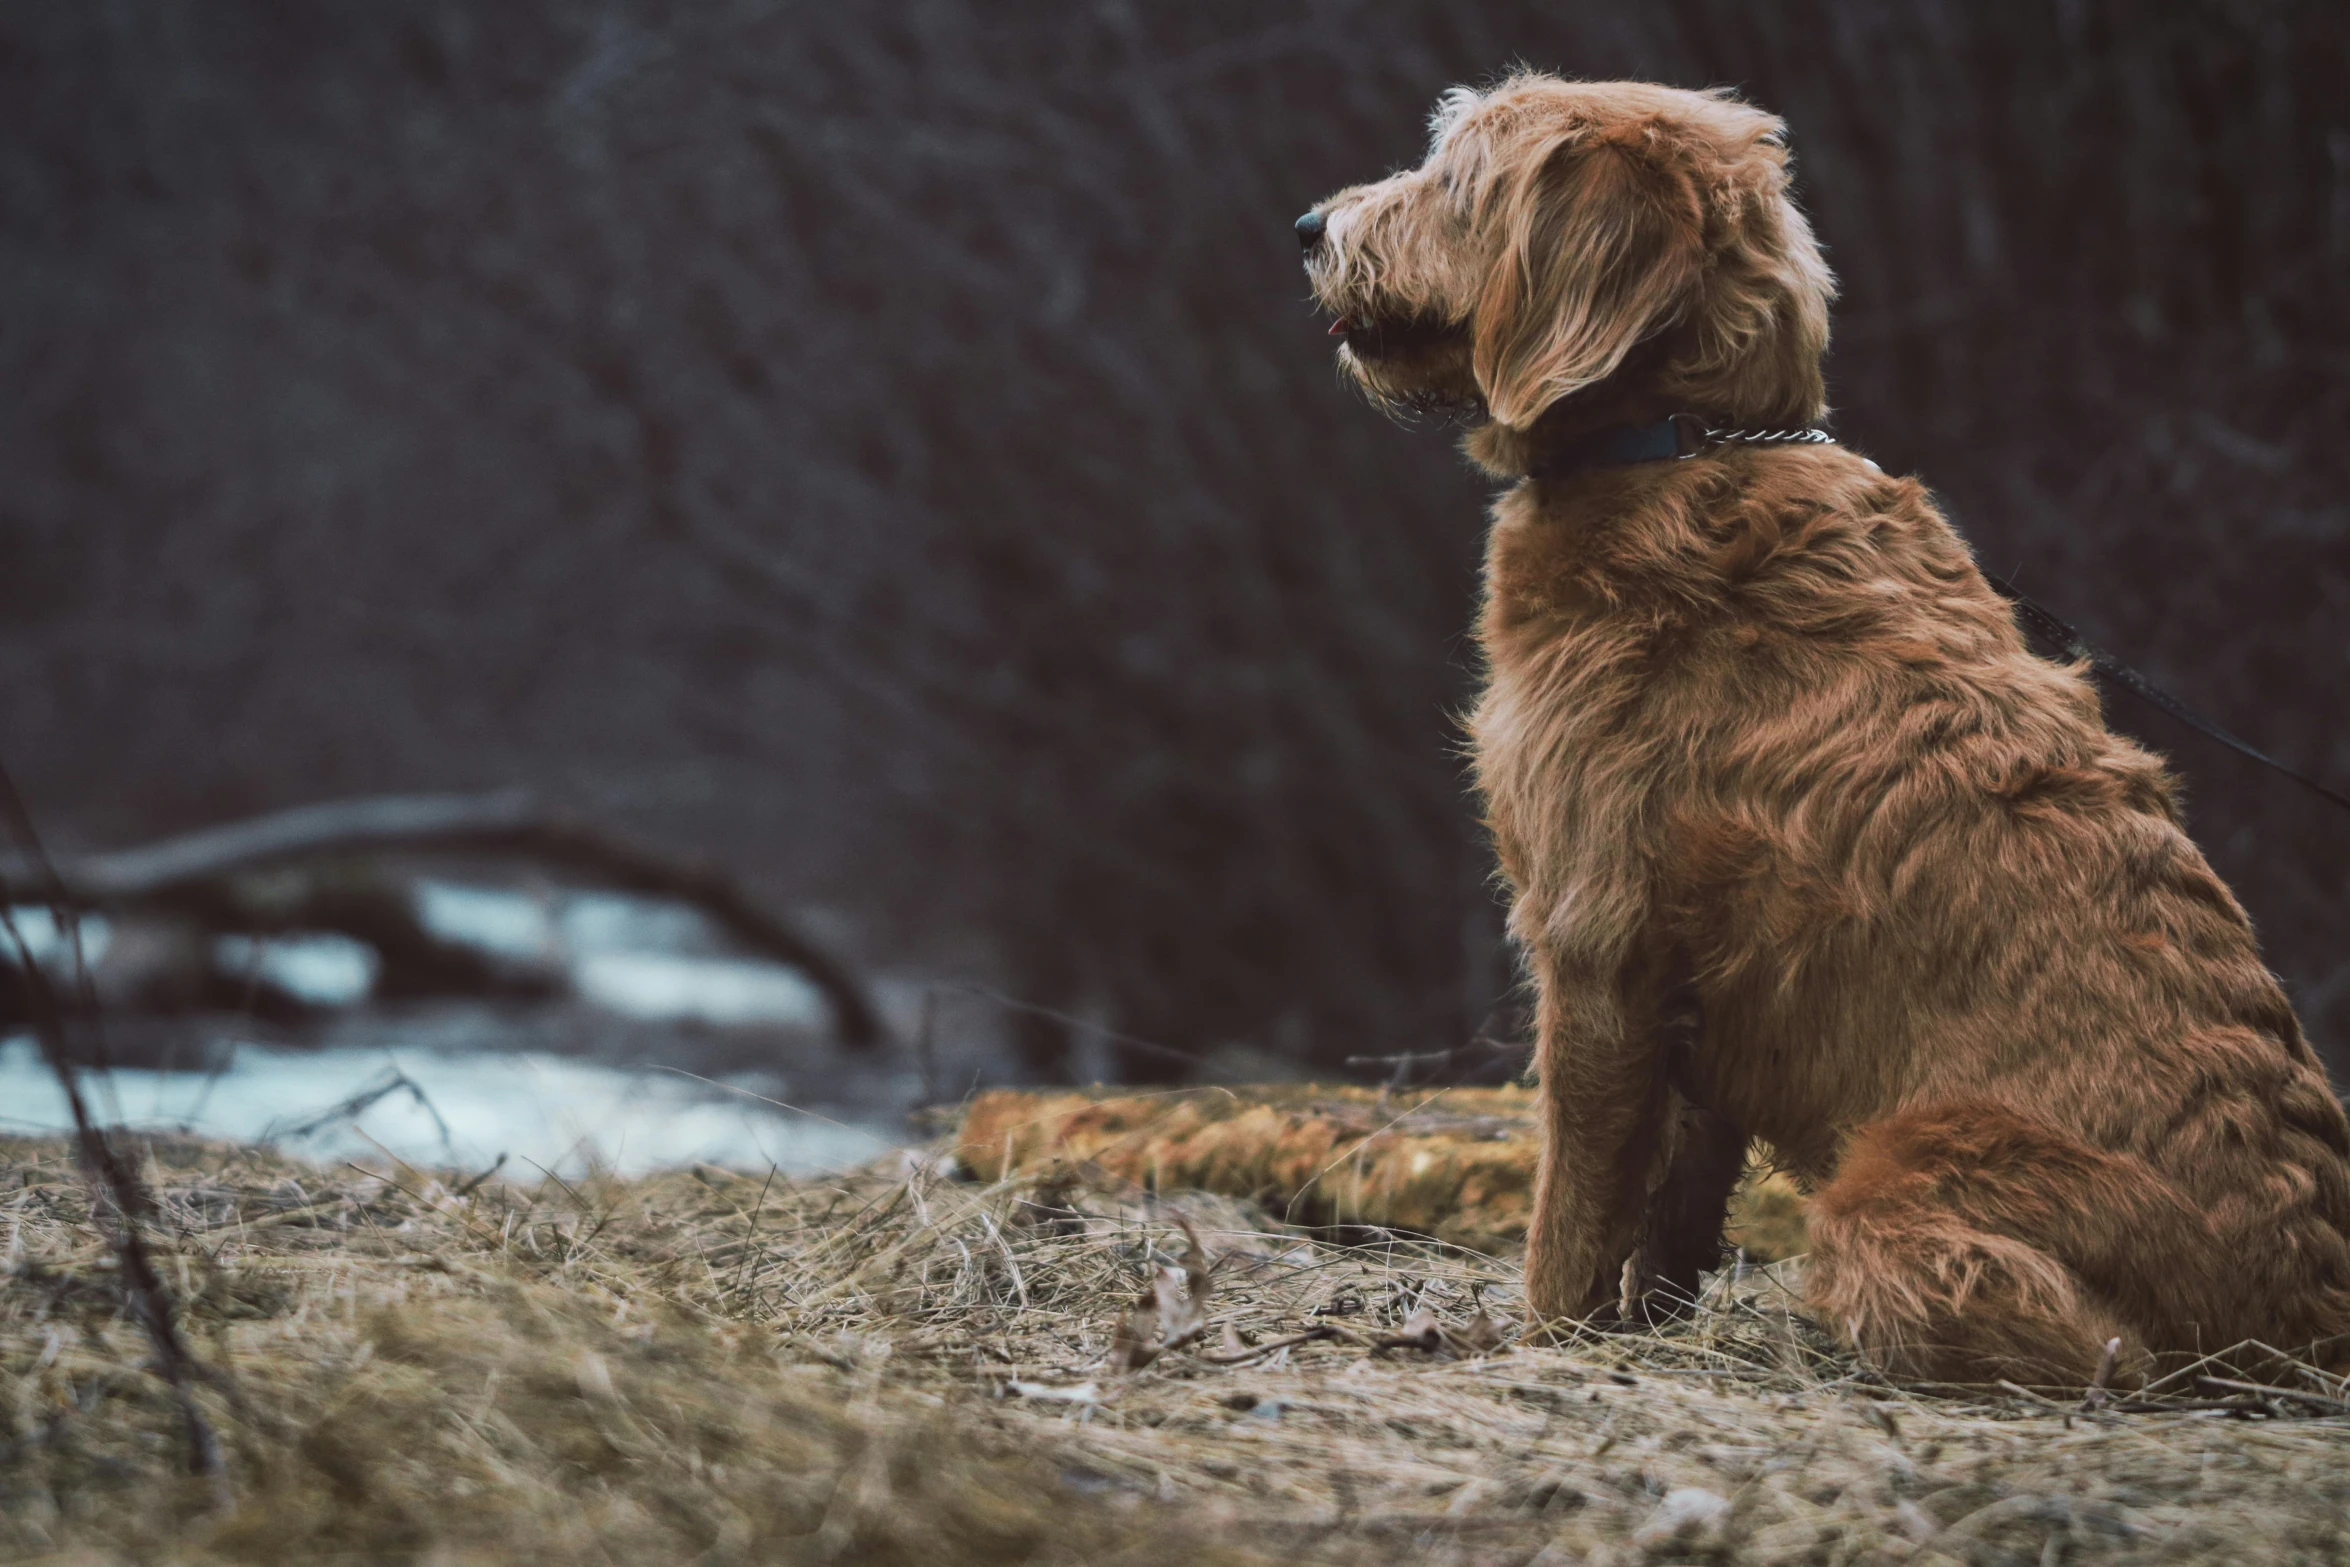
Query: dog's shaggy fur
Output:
[[1303, 75, 2350, 1385]]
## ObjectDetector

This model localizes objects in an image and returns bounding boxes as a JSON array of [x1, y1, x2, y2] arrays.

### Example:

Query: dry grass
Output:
[[5, 1133, 2348, 1565]]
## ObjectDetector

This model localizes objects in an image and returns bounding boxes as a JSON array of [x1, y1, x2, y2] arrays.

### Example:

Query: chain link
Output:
[[1662, 413, 1836, 455], [1703, 425, 1837, 447]]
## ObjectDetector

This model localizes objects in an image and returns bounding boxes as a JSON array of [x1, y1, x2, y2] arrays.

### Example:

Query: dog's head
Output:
[[1299, 76, 1833, 449]]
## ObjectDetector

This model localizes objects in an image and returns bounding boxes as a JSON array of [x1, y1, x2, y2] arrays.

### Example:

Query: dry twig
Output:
[[0, 760, 227, 1497]]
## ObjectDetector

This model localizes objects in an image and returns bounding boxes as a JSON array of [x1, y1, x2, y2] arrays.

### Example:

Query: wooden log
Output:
[[956, 1084, 1810, 1261]]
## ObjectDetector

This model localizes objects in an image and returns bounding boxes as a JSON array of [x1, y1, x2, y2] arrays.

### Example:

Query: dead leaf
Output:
[[1107, 1285, 1163, 1371], [1371, 1305, 1507, 1360], [1154, 1265, 1208, 1351], [1452, 1307, 1507, 1355], [1108, 1207, 1216, 1372], [1169, 1209, 1213, 1304], [1373, 1307, 1446, 1356]]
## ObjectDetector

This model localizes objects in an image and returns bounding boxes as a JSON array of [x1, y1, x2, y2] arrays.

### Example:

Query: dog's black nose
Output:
[[1295, 209, 1326, 250]]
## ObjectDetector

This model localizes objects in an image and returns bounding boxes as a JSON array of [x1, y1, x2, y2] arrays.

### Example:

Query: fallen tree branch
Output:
[[1193, 1324, 1343, 1364], [14, 790, 544, 897], [3, 789, 884, 1048], [2195, 1376, 2350, 1417]]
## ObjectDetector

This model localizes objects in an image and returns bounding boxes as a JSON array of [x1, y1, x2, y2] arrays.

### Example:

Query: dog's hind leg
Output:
[[1616, 1094, 1748, 1326], [1805, 1102, 2224, 1387]]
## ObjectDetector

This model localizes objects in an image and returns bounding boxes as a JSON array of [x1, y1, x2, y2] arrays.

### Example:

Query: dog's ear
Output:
[[1471, 133, 1703, 429]]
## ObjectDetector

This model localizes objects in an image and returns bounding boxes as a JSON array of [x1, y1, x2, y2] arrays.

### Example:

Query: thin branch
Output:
[[0, 758, 228, 1498]]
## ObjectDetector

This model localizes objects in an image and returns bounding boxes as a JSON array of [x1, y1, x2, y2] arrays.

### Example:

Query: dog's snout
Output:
[[1294, 209, 1326, 250]]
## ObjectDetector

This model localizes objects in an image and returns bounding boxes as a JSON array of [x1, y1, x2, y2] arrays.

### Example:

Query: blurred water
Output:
[[413, 880, 556, 960], [571, 953, 829, 1028], [0, 1037, 893, 1178], [9, 885, 834, 1029], [1, 906, 112, 969], [214, 931, 381, 1006], [416, 880, 833, 1029], [0, 880, 901, 1174]]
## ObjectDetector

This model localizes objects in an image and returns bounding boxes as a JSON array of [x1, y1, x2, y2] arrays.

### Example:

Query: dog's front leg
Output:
[[1523, 954, 1668, 1326]]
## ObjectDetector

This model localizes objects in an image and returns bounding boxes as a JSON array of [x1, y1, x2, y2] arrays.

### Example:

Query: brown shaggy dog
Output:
[[1301, 75, 2350, 1385]]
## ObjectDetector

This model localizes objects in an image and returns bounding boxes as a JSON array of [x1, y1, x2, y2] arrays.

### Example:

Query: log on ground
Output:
[[955, 1084, 1809, 1260]]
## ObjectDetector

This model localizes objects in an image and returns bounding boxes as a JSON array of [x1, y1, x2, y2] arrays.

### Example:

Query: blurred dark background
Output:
[[3, 0, 2346, 1084]]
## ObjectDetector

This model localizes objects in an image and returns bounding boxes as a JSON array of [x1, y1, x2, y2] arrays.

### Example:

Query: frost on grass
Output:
[[4, 1134, 2348, 1565]]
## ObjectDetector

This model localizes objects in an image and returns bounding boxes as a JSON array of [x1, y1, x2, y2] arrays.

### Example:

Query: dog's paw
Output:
[[1614, 1253, 1709, 1331], [1520, 1269, 1635, 1341]]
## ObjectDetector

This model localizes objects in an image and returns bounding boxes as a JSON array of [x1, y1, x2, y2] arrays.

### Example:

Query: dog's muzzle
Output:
[[1294, 209, 1326, 251]]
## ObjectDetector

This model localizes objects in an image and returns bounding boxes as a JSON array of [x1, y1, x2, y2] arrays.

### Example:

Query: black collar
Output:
[[1530, 415, 1837, 479]]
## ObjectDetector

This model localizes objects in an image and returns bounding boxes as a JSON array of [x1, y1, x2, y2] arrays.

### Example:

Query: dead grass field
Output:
[[5, 1132, 2349, 1565]]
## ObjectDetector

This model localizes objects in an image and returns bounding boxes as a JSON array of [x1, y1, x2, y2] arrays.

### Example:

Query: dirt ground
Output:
[[5, 1133, 2348, 1565]]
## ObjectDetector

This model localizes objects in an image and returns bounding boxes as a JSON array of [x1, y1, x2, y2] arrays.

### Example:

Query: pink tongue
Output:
[[1328, 316, 1353, 336]]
